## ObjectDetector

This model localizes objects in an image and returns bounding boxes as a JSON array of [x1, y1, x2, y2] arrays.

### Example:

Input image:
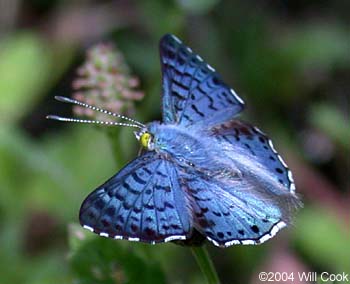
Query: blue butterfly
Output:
[[49, 34, 300, 247]]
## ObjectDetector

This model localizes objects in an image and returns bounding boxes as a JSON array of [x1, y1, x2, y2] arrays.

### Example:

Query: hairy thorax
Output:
[[147, 122, 240, 178]]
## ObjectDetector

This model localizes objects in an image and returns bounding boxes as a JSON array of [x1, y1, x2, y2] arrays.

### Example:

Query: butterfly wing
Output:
[[177, 120, 300, 247], [183, 173, 299, 247], [79, 152, 192, 243], [211, 120, 296, 193], [160, 34, 244, 127]]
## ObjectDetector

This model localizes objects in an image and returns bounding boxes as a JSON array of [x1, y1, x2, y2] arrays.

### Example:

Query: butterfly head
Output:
[[134, 127, 155, 151], [134, 121, 167, 151]]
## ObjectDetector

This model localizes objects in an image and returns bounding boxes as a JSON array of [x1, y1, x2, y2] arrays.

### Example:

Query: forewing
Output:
[[211, 120, 296, 193], [79, 152, 192, 244], [160, 34, 244, 127], [184, 175, 299, 247]]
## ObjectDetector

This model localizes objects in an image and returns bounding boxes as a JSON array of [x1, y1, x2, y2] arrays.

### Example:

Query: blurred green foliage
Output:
[[69, 224, 166, 284], [0, 33, 51, 122], [0, 0, 349, 283]]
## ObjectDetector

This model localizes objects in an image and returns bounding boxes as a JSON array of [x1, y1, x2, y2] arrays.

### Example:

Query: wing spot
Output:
[[131, 172, 147, 184], [244, 143, 251, 149], [117, 215, 125, 223], [238, 229, 245, 235], [133, 207, 142, 213], [167, 51, 176, 59], [105, 207, 116, 217], [156, 170, 167, 178], [217, 232, 224, 239], [213, 211, 222, 217], [101, 219, 110, 227], [154, 185, 171, 192], [131, 224, 138, 232], [200, 207, 209, 213], [238, 126, 252, 136], [171, 224, 181, 230], [145, 204, 154, 210], [178, 55, 186, 66], [222, 135, 232, 144], [251, 225, 260, 233], [198, 219, 212, 228], [123, 201, 133, 210], [191, 104, 205, 117], [144, 227, 156, 236], [131, 216, 139, 222], [275, 167, 284, 174], [164, 201, 175, 209], [87, 212, 95, 219], [94, 199, 105, 210]]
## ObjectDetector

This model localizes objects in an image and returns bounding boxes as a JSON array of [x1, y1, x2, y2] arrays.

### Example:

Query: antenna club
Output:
[[46, 115, 60, 120], [54, 96, 72, 103]]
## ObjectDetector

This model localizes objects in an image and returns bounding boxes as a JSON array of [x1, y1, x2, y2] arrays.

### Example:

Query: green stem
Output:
[[191, 246, 221, 284]]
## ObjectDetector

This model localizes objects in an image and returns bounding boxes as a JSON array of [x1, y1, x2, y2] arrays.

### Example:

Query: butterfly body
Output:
[[145, 122, 225, 173], [78, 34, 301, 247]]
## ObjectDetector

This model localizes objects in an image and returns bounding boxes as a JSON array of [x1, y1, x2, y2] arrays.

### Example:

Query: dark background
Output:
[[0, 0, 349, 283]]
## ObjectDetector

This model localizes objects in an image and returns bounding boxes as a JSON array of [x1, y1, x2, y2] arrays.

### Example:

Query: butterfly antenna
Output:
[[53, 96, 145, 127], [46, 115, 143, 128]]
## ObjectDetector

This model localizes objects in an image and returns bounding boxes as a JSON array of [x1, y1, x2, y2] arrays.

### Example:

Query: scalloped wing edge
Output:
[[168, 34, 245, 106], [82, 221, 286, 247], [82, 225, 187, 244], [253, 126, 296, 193], [206, 220, 287, 247]]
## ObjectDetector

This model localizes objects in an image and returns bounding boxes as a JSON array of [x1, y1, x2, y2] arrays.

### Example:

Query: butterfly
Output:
[[49, 34, 300, 247]]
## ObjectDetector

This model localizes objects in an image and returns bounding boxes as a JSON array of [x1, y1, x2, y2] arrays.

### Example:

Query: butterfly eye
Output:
[[140, 132, 153, 149]]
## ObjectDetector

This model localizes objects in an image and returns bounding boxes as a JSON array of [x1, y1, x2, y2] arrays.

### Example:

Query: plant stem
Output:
[[191, 246, 221, 284]]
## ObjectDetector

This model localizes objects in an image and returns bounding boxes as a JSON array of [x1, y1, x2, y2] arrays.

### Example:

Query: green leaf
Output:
[[0, 32, 52, 122], [69, 224, 167, 284], [293, 206, 350, 272], [281, 24, 350, 70], [176, 0, 219, 14], [309, 103, 350, 151], [138, 1, 184, 37]]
